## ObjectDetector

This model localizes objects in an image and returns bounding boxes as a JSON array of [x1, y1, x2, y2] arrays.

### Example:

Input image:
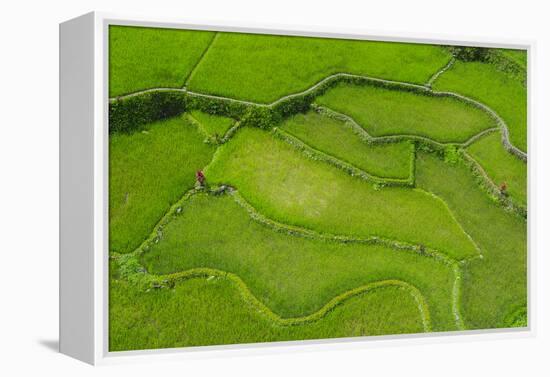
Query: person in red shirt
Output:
[[196, 170, 206, 187]]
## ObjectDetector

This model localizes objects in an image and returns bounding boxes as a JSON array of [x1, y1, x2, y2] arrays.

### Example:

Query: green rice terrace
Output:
[[108, 25, 528, 351]]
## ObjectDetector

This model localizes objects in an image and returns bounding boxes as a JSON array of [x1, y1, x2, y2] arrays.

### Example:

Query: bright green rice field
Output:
[[315, 83, 496, 143], [467, 132, 527, 207], [109, 26, 215, 97], [108, 25, 528, 351], [280, 111, 413, 179], [186, 32, 452, 103], [433, 60, 527, 152]]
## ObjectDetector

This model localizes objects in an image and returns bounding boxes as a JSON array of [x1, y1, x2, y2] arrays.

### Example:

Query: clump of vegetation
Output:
[[448, 46, 491, 62], [240, 107, 281, 129], [416, 140, 435, 154], [418, 244, 426, 255], [444, 145, 460, 165], [109, 91, 188, 133], [446, 46, 527, 86]]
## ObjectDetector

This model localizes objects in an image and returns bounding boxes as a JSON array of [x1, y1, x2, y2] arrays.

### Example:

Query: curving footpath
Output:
[[311, 104, 501, 149], [151, 267, 432, 330], [272, 127, 414, 186], [425, 57, 456, 88], [109, 71, 526, 162]]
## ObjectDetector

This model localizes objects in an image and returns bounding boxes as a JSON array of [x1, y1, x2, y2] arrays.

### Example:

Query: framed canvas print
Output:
[[59, 12, 531, 365]]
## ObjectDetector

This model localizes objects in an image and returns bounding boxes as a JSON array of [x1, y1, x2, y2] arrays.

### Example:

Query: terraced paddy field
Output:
[[108, 25, 528, 351]]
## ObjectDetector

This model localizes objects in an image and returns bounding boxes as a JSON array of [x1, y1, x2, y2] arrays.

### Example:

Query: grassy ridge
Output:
[[140, 193, 456, 329], [205, 127, 479, 260], [109, 26, 215, 97], [109, 115, 216, 254], [415, 153, 526, 329], [467, 132, 527, 207], [433, 61, 527, 152], [315, 83, 496, 143], [109, 276, 424, 351], [280, 111, 412, 179], [187, 32, 451, 102]]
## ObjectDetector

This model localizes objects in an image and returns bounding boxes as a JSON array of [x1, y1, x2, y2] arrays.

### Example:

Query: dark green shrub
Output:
[[109, 91, 254, 134], [443, 145, 460, 164], [186, 95, 248, 118], [448, 46, 526, 85], [240, 106, 281, 129], [448, 46, 490, 62], [486, 51, 527, 86], [415, 140, 437, 154], [272, 95, 314, 118], [149, 91, 186, 119], [109, 91, 188, 133]]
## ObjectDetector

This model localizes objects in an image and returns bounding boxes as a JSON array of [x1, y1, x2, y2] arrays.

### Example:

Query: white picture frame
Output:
[[59, 11, 534, 365]]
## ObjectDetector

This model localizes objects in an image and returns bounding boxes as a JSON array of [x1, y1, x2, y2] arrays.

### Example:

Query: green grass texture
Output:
[[205, 127, 479, 260], [315, 83, 496, 143], [187, 32, 451, 103], [139, 193, 456, 329], [497, 49, 527, 70], [433, 60, 527, 152], [109, 275, 425, 351], [109, 115, 216, 254], [107, 28, 527, 350], [416, 152, 526, 329], [189, 110, 235, 138], [467, 132, 527, 207], [280, 111, 413, 179], [109, 25, 215, 97]]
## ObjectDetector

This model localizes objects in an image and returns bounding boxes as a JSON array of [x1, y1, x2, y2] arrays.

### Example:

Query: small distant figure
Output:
[[499, 181, 508, 195], [418, 244, 426, 255], [196, 170, 206, 187]]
